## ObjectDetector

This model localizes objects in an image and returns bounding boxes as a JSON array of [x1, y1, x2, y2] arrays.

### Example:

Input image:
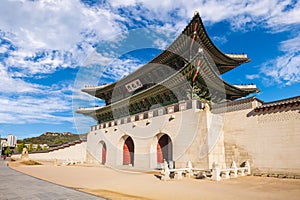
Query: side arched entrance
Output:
[[157, 134, 173, 163], [98, 141, 107, 165]]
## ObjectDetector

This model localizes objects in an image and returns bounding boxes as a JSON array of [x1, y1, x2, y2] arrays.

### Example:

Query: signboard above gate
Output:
[[125, 79, 143, 92]]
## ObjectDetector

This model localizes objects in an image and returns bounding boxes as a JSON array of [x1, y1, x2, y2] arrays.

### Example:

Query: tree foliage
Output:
[[36, 144, 42, 151], [28, 142, 33, 152], [4, 146, 12, 155], [22, 132, 85, 146], [17, 141, 26, 153]]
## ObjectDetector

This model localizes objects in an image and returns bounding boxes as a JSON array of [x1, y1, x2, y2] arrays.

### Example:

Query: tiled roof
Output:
[[254, 96, 300, 112], [212, 96, 262, 109]]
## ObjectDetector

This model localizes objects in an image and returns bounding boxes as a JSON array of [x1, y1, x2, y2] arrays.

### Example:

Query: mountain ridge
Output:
[[18, 132, 87, 147]]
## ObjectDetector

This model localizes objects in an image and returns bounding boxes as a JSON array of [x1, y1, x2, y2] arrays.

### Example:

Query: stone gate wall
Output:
[[222, 102, 300, 176]]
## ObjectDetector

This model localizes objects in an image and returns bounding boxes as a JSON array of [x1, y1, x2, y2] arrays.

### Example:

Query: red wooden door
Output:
[[123, 143, 131, 165], [102, 145, 106, 164], [157, 143, 163, 163]]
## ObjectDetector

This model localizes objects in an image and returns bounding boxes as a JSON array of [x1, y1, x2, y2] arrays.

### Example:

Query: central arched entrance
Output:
[[157, 134, 173, 163], [123, 136, 134, 166]]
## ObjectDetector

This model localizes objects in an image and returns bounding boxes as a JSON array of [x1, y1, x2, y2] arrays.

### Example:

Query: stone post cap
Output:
[[187, 160, 193, 168], [231, 161, 237, 168]]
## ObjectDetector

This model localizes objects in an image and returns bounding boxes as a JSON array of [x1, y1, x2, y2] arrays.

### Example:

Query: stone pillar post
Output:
[[245, 160, 251, 175], [212, 162, 221, 181], [231, 161, 238, 178], [186, 160, 193, 178]]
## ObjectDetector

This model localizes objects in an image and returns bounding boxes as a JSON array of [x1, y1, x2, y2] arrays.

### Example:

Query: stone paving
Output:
[[0, 160, 105, 200]]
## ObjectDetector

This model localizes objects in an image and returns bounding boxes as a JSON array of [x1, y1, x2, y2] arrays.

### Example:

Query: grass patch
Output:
[[20, 160, 42, 165]]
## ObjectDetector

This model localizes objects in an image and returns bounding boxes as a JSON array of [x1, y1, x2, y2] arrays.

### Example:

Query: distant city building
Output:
[[1, 139, 8, 155], [1, 139, 7, 148], [7, 134, 17, 147]]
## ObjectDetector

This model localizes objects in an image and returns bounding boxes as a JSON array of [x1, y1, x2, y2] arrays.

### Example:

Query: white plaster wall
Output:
[[12, 142, 87, 162], [87, 108, 214, 169], [223, 108, 300, 174], [86, 106, 226, 170]]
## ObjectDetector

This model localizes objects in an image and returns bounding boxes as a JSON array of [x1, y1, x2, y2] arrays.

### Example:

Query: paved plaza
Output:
[[0, 160, 105, 200]]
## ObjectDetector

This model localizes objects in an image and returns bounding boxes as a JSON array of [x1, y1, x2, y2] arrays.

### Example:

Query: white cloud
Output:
[[0, 86, 74, 124], [280, 34, 300, 52], [0, 0, 127, 77], [267, 0, 300, 30], [0, 63, 41, 93], [260, 34, 300, 85], [0, 44, 9, 53], [246, 74, 260, 80], [212, 36, 228, 45], [1, 0, 299, 78], [100, 58, 143, 82], [108, 0, 300, 32], [0, 0, 125, 50], [0, 62, 74, 124]]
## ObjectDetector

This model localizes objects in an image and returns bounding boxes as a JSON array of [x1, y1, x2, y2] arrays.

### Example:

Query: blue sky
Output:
[[0, 0, 299, 139]]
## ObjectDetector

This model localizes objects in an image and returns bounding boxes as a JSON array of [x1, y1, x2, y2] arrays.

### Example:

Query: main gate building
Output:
[[77, 12, 300, 175]]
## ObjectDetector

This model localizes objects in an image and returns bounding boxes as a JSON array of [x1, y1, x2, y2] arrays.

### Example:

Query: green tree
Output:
[[4, 146, 12, 155], [36, 144, 42, 151], [42, 146, 49, 151], [17, 141, 26, 153], [54, 139, 65, 145], [28, 142, 33, 152]]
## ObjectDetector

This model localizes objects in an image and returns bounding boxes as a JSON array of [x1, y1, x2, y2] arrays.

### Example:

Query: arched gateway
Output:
[[157, 134, 173, 163], [123, 136, 134, 166]]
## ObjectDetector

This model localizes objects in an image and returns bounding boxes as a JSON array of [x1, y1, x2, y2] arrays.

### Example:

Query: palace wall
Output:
[[85, 98, 300, 175], [222, 102, 300, 175], [12, 142, 87, 163]]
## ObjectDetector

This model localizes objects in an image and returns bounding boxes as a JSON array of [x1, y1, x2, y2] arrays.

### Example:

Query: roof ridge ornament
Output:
[[194, 11, 199, 16]]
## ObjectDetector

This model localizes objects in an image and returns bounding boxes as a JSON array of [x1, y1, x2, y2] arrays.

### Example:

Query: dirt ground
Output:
[[9, 161, 300, 200]]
